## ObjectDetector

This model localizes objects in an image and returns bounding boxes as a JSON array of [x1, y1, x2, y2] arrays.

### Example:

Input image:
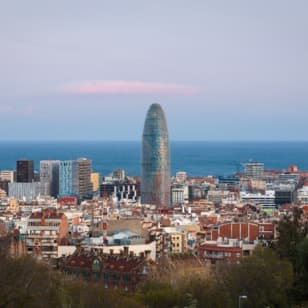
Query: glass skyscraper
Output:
[[59, 160, 79, 198], [141, 103, 170, 207]]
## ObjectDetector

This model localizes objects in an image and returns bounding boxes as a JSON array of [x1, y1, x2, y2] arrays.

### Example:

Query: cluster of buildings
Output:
[[0, 158, 97, 201], [1, 103, 308, 290]]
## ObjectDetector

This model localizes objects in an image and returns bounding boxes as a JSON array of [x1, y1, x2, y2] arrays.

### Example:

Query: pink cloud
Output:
[[62, 80, 202, 95]]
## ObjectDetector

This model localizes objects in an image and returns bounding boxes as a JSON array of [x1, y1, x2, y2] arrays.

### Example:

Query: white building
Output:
[[240, 190, 275, 208], [175, 171, 187, 183], [9, 182, 41, 200], [296, 185, 308, 203]]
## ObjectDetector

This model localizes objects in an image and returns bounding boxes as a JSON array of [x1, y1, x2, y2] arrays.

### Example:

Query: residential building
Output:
[[170, 232, 185, 253], [171, 184, 188, 205], [25, 209, 68, 259], [61, 247, 148, 290]]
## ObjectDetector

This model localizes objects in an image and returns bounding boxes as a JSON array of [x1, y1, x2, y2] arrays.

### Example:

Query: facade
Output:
[[110, 169, 126, 181], [91, 172, 100, 192], [141, 103, 170, 207], [171, 184, 189, 205], [8, 182, 41, 200], [16, 160, 34, 182], [61, 247, 147, 290], [198, 241, 243, 264], [170, 232, 185, 253], [240, 190, 275, 208], [244, 162, 264, 179], [175, 171, 187, 183], [59, 160, 79, 198], [100, 182, 139, 202], [296, 185, 308, 203], [0, 180, 9, 194], [40, 160, 60, 197], [25, 209, 68, 259], [78, 158, 92, 199], [0, 170, 14, 182]]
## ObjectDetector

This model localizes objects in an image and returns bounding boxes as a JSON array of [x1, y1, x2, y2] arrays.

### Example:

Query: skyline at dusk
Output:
[[1, 0, 307, 141]]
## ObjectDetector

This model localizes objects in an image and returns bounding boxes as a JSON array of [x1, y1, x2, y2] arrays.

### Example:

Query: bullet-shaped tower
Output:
[[141, 103, 170, 207]]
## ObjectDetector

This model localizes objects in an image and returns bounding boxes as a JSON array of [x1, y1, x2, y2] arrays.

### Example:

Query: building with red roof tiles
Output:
[[61, 247, 147, 290]]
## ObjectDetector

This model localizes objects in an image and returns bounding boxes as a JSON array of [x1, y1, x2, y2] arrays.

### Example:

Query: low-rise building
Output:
[[61, 246, 148, 290]]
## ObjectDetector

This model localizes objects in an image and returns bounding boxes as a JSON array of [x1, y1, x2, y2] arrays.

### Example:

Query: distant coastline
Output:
[[1, 140, 308, 177]]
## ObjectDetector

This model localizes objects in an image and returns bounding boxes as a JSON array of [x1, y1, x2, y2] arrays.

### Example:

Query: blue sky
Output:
[[0, 0, 307, 140]]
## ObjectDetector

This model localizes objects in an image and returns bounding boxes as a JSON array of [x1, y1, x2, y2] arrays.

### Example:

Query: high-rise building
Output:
[[59, 160, 79, 198], [77, 158, 92, 199], [16, 160, 34, 182], [244, 162, 264, 179], [141, 103, 170, 207], [40, 160, 60, 197]]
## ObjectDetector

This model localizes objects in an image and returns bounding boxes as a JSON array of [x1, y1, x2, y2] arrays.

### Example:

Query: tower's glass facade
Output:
[[59, 160, 79, 197], [141, 103, 170, 207]]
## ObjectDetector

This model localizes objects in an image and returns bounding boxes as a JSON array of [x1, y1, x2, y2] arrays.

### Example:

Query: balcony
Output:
[[26, 234, 58, 239], [27, 226, 59, 231]]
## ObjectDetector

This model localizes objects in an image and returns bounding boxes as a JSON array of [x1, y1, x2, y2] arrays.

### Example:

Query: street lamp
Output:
[[238, 295, 247, 308]]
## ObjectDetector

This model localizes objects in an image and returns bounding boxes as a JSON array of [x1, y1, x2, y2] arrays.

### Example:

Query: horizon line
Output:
[[1, 139, 308, 143]]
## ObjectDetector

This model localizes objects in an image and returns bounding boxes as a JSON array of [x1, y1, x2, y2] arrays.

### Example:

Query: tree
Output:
[[216, 247, 294, 307], [275, 207, 306, 268]]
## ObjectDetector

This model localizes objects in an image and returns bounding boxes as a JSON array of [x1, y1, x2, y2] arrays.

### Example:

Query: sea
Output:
[[1, 141, 308, 177]]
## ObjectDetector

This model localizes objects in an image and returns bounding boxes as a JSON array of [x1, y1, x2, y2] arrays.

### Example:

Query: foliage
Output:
[[275, 207, 307, 268], [215, 247, 293, 307], [0, 240, 307, 307]]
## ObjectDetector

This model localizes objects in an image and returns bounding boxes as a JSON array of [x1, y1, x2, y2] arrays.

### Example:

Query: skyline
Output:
[[1, 0, 308, 141]]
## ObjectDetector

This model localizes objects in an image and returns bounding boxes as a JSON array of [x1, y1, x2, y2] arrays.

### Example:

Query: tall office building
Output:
[[16, 160, 34, 182], [59, 160, 79, 198], [141, 103, 170, 207], [77, 158, 92, 199], [40, 160, 60, 197]]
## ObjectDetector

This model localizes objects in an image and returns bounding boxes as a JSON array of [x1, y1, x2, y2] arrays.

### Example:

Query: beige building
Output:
[[170, 232, 185, 253], [0, 189, 7, 199], [0, 170, 14, 182], [91, 172, 100, 192]]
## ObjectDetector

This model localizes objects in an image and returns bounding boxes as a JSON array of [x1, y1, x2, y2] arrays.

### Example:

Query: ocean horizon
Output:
[[1, 140, 308, 177]]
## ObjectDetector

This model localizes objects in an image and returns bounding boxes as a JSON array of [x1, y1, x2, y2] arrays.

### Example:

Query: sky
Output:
[[0, 0, 307, 141]]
